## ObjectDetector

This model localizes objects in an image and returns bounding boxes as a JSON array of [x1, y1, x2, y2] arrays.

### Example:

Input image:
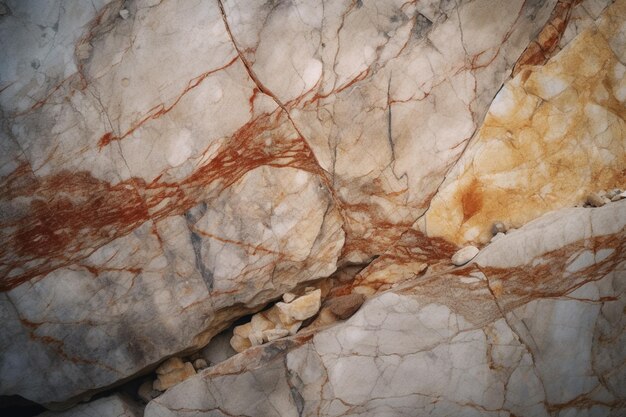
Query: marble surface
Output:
[[0, 0, 624, 412], [146, 201, 626, 417], [422, 0, 626, 245]]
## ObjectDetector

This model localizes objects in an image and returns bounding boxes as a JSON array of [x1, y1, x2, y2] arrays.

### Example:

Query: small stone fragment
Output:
[[229, 334, 251, 353], [605, 189, 620, 199], [193, 359, 208, 370], [138, 380, 159, 403], [153, 362, 196, 391], [282, 292, 297, 303], [451, 246, 479, 266], [119, 9, 130, 19], [248, 330, 263, 346], [304, 286, 316, 293], [491, 221, 507, 235], [233, 322, 252, 339], [586, 193, 605, 207], [276, 289, 321, 321], [262, 328, 290, 342], [323, 294, 365, 320], [285, 321, 302, 335], [251, 313, 274, 333], [156, 357, 185, 375], [490, 232, 505, 243], [611, 194, 623, 202]]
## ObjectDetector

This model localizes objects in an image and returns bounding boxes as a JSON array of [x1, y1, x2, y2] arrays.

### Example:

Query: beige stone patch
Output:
[[424, 3, 626, 245]]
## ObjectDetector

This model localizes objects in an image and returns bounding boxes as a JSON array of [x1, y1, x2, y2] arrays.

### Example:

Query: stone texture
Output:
[[276, 289, 322, 322], [230, 290, 322, 352], [0, 0, 623, 411], [145, 201, 626, 417], [451, 245, 480, 266], [422, 0, 626, 245], [153, 361, 196, 391]]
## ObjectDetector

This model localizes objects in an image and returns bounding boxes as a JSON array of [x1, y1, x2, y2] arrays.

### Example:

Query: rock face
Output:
[[146, 200, 626, 417], [0, 0, 624, 413], [422, 0, 626, 245]]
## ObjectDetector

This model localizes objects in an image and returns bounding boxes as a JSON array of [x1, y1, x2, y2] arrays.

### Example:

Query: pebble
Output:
[[491, 221, 507, 235], [276, 289, 321, 321], [156, 357, 184, 375], [229, 334, 251, 353], [451, 245, 479, 266], [153, 362, 196, 391], [119, 9, 130, 19], [586, 193, 605, 207], [193, 359, 208, 370]]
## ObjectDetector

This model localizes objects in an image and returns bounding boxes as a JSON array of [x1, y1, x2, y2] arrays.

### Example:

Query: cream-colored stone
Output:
[[492, 222, 507, 235], [587, 193, 606, 207], [193, 359, 208, 370], [276, 289, 322, 322], [251, 313, 275, 334], [262, 328, 290, 342], [229, 334, 251, 353], [233, 323, 252, 339], [282, 292, 297, 303], [248, 331, 264, 347], [156, 357, 185, 375], [153, 362, 196, 391], [286, 321, 302, 336], [423, 3, 626, 245], [451, 246, 480, 266]]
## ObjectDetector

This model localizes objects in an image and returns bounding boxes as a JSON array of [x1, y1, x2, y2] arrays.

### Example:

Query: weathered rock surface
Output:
[[146, 200, 626, 417], [0, 0, 623, 411], [422, 0, 626, 245], [451, 245, 480, 266]]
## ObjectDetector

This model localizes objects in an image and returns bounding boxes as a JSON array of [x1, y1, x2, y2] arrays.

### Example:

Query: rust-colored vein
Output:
[[1, 111, 324, 292], [97, 56, 238, 149], [512, 0, 578, 75]]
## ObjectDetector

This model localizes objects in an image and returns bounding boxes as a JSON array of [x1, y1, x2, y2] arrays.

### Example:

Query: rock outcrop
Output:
[[0, 0, 624, 414], [146, 200, 626, 417]]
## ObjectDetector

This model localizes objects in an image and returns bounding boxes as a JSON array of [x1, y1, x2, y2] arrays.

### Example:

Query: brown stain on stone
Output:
[[425, 4, 626, 245], [461, 179, 483, 222], [513, 0, 578, 76], [0, 111, 328, 292]]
